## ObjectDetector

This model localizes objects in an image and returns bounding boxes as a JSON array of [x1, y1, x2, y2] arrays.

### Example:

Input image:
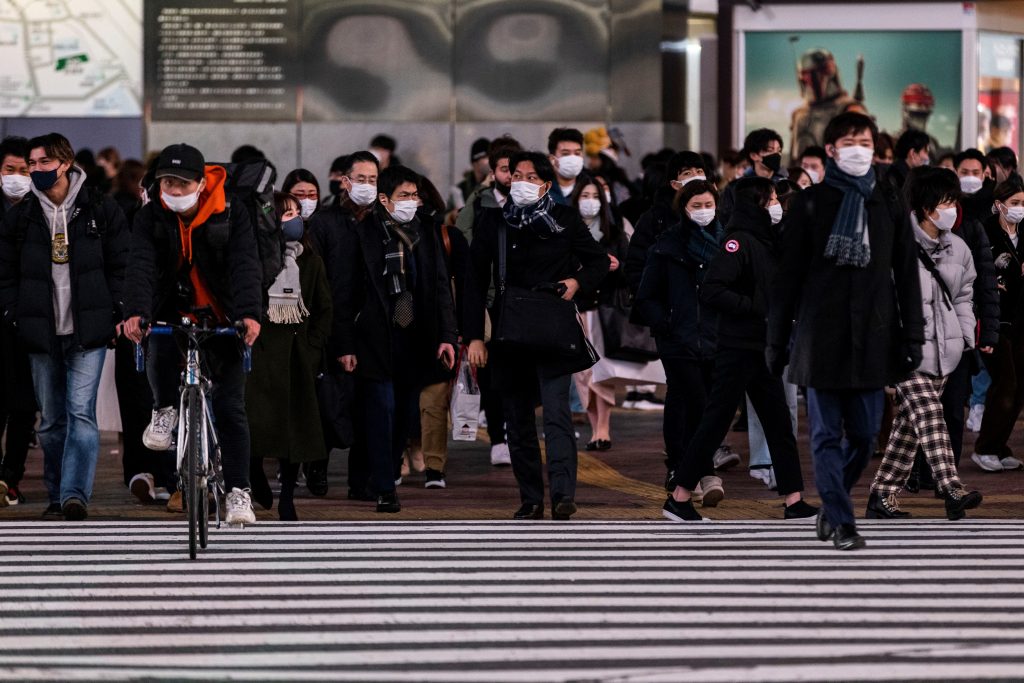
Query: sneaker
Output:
[[153, 487, 171, 502], [699, 476, 724, 507], [971, 453, 1004, 472], [5, 484, 24, 506], [783, 499, 819, 519], [944, 488, 982, 521], [62, 498, 87, 521], [662, 495, 704, 522], [225, 487, 256, 525], [622, 390, 640, 409], [142, 406, 178, 451], [129, 473, 156, 504], [713, 445, 741, 471], [632, 399, 664, 411], [490, 442, 511, 466], [866, 491, 911, 519], [0, 480, 7, 508], [424, 468, 446, 488], [1000, 456, 1023, 470], [166, 490, 184, 513], [41, 502, 63, 518], [748, 466, 776, 490], [966, 404, 985, 433]]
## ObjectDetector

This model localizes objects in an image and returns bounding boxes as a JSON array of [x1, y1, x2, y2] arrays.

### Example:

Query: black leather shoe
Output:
[[662, 496, 703, 522], [552, 499, 577, 520], [62, 498, 87, 521], [783, 499, 819, 519], [833, 524, 866, 551], [945, 489, 982, 521], [304, 461, 329, 497], [513, 503, 543, 520], [41, 502, 63, 519], [866, 491, 911, 519], [815, 509, 833, 541], [376, 492, 401, 513]]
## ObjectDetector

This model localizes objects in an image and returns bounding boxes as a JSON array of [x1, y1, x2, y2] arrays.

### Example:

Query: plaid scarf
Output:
[[502, 191, 563, 236], [823, 159, 875, 268]]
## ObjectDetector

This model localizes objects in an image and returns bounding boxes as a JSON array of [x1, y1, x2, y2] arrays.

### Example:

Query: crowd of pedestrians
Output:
[[0, 115, 1020, 548]]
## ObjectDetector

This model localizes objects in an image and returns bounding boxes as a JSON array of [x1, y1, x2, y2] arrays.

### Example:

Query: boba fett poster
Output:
[[743, 31, 962, 161]]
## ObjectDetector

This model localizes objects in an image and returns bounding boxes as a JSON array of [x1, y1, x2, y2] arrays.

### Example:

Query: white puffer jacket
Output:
[[911, 215, 976, 377]]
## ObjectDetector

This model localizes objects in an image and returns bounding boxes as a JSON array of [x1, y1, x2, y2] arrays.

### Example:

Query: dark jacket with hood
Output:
[[954, 211, 999, 349], [0, 167, 129, 354], [700, 202, 780, 352], [624, 185, 677, 294], [983, 212, 1024, 330], [124, 165, 262, 324], [633, 215, 723, 360]]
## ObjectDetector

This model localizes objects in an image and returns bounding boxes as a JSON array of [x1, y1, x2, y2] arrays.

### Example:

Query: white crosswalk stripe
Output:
[[3, 520, 1023, 681]]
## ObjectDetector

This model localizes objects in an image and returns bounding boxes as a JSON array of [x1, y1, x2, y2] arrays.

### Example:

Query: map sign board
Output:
[[0, 0, 142, 117]]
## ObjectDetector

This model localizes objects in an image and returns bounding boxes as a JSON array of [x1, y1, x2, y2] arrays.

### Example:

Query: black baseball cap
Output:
[[155, 143, 205, 182]]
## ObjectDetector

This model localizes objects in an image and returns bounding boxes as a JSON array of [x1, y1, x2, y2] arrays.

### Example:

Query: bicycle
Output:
[[135, 317, 252, 560]]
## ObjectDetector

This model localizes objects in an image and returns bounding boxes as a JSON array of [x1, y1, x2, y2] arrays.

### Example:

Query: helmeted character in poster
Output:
[[899, 82, 952, 157], [789, 47, 868, 162]]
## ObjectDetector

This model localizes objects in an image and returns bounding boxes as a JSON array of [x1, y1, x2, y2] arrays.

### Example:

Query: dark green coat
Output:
[[246, 248, 332, 463]]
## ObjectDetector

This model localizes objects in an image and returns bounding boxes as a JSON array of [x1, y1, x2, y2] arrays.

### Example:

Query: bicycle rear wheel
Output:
[[185, 387, 203, 560]]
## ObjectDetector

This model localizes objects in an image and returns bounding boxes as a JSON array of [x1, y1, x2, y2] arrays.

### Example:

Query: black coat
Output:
[[308, 203, 361, 360], [983, 213, 1024, 330], [577, 227, 628, 312], [0, 189, 128, 353], [955, 214, 999, 348], [624, 186, 676, 294], [767, 181, 925, 390], [124, 199, 262, 323], [702, 203, 780, 352], [464, 202, 610, 385], [338, 210, 458, 383], [961, 180, 995, 224], [634, 216, 722, 360]]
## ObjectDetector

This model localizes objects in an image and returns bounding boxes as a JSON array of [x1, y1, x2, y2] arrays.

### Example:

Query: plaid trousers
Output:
[[872, 372, 964, 497]]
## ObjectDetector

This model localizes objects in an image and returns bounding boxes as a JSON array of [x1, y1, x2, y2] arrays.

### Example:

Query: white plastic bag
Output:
[[450, 350, 481, 441]]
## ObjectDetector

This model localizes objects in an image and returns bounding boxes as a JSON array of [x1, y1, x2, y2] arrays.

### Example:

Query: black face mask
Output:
[[761, 153, 782, 174], [31, 168, 61, 191], [328, 179, 342, 196]]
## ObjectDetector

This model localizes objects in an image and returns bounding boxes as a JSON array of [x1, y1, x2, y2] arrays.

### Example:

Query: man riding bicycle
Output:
[[123, 143, 262, 525]]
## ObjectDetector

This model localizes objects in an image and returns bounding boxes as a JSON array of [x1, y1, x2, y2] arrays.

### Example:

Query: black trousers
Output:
[[661, 356, 713, 474], [114, 336, 175, 489], [477, 363, 507, 445], [0, 324, 36, 488], [675, 347, 804, 496], [940, 353, 972, 467], [503, 366, 576, 506]]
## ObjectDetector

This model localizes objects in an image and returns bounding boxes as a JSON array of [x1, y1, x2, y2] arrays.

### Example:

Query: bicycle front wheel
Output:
[[185, 387, 203, 560]]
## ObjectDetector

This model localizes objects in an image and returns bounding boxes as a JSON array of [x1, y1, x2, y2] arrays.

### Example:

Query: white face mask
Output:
[[834, 145, 874, 177], [388, 199, 418, 224], [578, 198, 601, 219], [510, 181, 543, 207], [1, 173, 31, 198], [1000, 203, 1024, 225], [802, 167, 821, 184], [556, 154, 584, 180], [688, 208, 716, 227], [161, 189, 200, 214], [679, 174, 707, 188], [768, 203, 783, 224], [932, 206, 957, 232], [348, 182, 377, 207], [959, 175, 983, 195], [299, 198, 318, 219]]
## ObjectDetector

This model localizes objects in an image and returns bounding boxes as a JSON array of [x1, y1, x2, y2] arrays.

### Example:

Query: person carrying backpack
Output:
[[123, 143, 263, 527], [0, 132, 129, 521]]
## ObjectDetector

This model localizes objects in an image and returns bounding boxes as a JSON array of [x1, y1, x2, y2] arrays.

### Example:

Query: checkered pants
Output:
[[871, 372, 964, 497]]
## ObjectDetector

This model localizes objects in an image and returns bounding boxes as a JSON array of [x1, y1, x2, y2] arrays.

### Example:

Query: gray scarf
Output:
[[267, 242, 308, 324]]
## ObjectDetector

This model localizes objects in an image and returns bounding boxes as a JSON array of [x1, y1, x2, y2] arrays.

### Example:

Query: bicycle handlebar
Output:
[[134, 318, 252, 374]]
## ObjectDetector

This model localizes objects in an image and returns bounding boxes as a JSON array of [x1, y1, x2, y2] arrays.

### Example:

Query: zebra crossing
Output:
[[2, 519, 1023, 681]]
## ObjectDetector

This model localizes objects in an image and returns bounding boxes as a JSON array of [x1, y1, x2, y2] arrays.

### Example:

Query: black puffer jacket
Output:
[[123, 192, 261, 323], [955, 213, 999, 348], [624, 186, 677, 294], [701, 202, 780, 352], [983, 212, 1024, 330], [0, 188, 128, 353]]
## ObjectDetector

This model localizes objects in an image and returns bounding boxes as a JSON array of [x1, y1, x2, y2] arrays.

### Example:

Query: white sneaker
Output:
[[490, 442, 512, 466], [749, 466, 773, 488], [1000, 456, 1023, 470], [142, 406, 178, 451], [632, 399, 664, 411], [971, 453, 1004, 472], [129, 473, 156, 503], [699, 475, 725, 507], [225, 487, 256, 525], [153, 487, 171, 502], [966, 404, 985, 433], [713, 445, 741, 471]]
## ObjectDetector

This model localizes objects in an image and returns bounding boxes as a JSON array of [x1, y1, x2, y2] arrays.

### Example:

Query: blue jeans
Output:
[[29, 339, 107, 506], [806, 388, 884, 528], [970, 367, 991, 407], [747, 377, 798, 468]]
